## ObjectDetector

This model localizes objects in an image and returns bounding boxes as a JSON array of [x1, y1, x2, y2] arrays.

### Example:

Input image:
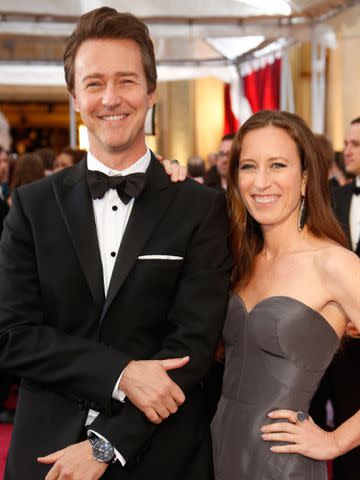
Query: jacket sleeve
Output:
[[0, 188, 131, 410], [89, 189, 232, 463]]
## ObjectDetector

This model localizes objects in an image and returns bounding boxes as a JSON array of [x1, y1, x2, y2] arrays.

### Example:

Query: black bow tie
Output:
[[87, 169, 146, 204], [353, 185, 360, 196]]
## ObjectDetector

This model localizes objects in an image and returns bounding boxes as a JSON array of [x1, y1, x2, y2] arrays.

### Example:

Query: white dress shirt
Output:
[[350, 176, 360, 251], [86, 148, 151, 464]]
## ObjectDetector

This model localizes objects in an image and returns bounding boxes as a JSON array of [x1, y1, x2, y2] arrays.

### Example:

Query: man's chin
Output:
[[106, 143, 129, 154], [345, 165, 359, 176]]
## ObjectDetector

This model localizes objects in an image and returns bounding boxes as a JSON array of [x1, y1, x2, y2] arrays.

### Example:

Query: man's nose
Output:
[[344, 145, 351, 157], [101, 83, 121, 108]]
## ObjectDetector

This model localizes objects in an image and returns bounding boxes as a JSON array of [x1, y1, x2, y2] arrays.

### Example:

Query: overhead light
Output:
[[207, 36, 265, 60], [236, 0, 292, 16]]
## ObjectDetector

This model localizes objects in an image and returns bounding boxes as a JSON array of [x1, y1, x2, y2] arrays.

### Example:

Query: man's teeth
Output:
[[254, 195, 278, 204], [102, 114, 127, 120]]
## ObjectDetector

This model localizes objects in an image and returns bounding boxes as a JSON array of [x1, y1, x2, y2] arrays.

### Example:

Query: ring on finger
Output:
[[170, 159, 180, 165], [296, 411, 309, 423]]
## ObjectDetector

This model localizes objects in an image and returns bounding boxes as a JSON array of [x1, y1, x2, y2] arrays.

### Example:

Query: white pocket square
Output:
[[138, 255, 184, 260]]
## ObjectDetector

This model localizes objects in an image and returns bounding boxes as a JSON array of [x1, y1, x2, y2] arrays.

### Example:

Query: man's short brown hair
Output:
[[64, 7, 157, 95]]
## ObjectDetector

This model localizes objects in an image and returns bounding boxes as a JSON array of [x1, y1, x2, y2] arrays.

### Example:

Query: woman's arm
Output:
[[262, 247, 360, 459], [261, 408, 360, 460]]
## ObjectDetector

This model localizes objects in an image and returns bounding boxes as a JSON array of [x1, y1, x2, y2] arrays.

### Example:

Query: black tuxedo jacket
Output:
[[0, 154, 231, 480], [332, 181, 354, 246], [0, 197, 8, 238]]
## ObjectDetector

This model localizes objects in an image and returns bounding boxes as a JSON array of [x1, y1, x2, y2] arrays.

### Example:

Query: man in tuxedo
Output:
[[0, 8, 230, 480]]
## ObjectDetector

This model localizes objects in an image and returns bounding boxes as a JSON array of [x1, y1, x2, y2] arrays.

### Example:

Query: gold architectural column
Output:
[[193, 77, 224, 162]]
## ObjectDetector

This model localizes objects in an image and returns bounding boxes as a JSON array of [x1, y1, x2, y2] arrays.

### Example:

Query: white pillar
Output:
[[69, 96, 77, 148], [280, 49, 294, 113], [311, 28, 326, 133]]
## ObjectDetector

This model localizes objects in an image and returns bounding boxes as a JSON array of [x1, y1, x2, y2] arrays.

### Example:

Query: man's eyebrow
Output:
[[81, 73, 102, 82], [81, 72, 139, 82]]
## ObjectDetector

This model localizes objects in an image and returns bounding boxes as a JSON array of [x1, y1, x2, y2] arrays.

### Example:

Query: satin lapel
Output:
[[101, 156, 177, 322], [339, 184, 353, 243], [52, 160, 105, 310]]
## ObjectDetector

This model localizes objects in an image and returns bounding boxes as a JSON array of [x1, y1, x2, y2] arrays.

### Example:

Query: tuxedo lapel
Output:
[[333, 182, 353, 243], [101, 155, 178, 322], [52, 159, 105, 310]]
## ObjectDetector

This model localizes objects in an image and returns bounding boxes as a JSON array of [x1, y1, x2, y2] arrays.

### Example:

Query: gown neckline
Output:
[[233, 294, 341, 343]]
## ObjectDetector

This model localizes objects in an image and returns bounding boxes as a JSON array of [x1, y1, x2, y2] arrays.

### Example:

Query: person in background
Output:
[[54, 147, 86, 171], [0, 145, 9, 201], [187, 155, 206, 184], [314, 134, 348, 192], [35, 147, 56, 176], [207, 152, 218, 169], [206, 133, 234, 191], [204, 152, 218, 181], [7, 152, 45, 207]]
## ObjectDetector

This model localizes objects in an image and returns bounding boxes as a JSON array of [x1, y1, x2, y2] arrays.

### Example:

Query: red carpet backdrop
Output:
[[0, 424, 12, 479], [224, 57, 282, 135]]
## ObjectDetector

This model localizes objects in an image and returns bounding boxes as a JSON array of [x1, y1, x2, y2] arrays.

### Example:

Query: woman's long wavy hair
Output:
[[228, 110, 348, 288]]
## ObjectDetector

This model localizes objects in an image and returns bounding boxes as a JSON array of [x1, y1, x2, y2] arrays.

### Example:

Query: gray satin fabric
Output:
[[212, 295, 340, 479]]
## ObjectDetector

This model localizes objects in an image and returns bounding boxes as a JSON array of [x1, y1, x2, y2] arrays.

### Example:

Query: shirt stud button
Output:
[[111, 252, 116, 257], [112, 205, 118, 211]]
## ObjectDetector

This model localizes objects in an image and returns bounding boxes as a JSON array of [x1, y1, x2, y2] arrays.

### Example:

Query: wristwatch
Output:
[[88, 434, 116, 464]]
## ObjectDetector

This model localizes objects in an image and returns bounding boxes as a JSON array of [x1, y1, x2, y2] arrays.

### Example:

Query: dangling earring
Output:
[[297, 196, 306, 232]]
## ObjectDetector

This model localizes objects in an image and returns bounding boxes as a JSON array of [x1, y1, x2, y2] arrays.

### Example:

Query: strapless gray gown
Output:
[[211, 295, 339, 480]]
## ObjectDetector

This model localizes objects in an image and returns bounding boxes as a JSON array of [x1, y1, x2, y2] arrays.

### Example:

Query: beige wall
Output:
[[155, 80, 195, 164], [193, 77, 224, 162], [286, 4, 360, 151], [326, 45, 344, 151], [326, 4, 360, 149], [291, 43, 312, 126], [155, 77, 224, 164]]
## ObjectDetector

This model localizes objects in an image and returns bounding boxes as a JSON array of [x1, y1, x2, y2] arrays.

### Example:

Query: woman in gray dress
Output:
[[209, 110, 360, 479], [163, 110, 360, 478]]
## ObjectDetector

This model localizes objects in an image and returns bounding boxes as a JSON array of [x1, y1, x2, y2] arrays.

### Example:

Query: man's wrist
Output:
[[88, 433, 116, 464], [118, 360, 136, 395]]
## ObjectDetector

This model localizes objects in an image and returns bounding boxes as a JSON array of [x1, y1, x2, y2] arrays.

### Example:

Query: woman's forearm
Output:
[[333, 409, 360, 457]]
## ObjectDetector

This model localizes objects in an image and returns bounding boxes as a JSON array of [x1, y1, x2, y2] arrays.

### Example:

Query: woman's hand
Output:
[[261, 409, 341, 461], [346, 320, 360, 338], [162, 159, 187, 182]]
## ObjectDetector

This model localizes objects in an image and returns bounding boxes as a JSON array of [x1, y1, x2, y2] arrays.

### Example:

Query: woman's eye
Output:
[[271, 162, 286, 169], [239, 163, 255, 170]]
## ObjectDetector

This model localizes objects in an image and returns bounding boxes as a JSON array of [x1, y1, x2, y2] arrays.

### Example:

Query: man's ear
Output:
[[72, 94, 80, 113], [147, 90, 156, 109]]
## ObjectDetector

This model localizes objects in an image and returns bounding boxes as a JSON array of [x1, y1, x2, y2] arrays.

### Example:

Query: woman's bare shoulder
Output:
[[314, 243, 360, 279]]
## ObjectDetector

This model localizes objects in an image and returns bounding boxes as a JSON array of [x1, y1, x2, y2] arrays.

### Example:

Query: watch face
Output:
[[92, 439, 115, 463]]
